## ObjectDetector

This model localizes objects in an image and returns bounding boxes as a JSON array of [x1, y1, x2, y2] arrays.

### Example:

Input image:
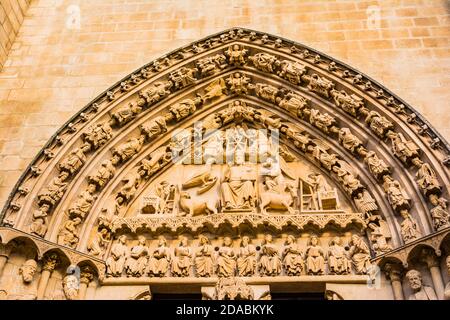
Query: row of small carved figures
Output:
[[105, 234, 372, 278]]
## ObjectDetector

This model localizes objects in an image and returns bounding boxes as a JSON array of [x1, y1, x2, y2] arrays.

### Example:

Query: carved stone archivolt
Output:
[[1, 28, 449, 299]]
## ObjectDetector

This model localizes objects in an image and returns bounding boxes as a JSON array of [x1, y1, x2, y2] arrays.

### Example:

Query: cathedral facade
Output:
[[0, 26, 449, 300]]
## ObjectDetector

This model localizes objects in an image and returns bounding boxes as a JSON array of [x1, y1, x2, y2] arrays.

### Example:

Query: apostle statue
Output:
[[347, 234, 371, 274], [106, 235, 129, 277], [327, 237, 351, 275], [405, 269, 437, 300], [216, 237, 236, 277], [171, 236, 192, 277], [429, 195, 450, 231], [124, 236, 149, 277], [259, 234, 282, 276], [282, 235, 304, 276], [305, 235, 325, 275], [237, 236, 257, 277], [194, 235, 214, 277], [147, 236, 171, 277]]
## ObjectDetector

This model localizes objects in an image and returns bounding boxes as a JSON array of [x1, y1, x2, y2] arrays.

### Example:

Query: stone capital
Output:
[[42, 253, 60, 272], [420, 249, 440, 269]]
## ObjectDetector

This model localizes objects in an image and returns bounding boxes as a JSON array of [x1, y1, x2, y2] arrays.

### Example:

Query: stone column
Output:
[[384, 263, 404, 300], [37, 253, 59, 300], [0, 244, 13, 278], [79, 266, 95, 300], [422, 250, 445, 300]]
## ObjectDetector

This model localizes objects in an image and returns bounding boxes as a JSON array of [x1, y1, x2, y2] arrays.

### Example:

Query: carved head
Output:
[[351, 234, 360, 244], [19, 259, 37, 283], [138, 235, 146, 245], [87, 183, 97, 194], [446, 255, 450, 275], [158, 236, 167, 246], [118, 235, 127, 244], [179, 236, 188, 247], [286, 235, 295, 245], [63, 274, 80, 300], [241, 236, 250, 246], [406, 269, 423, 292], [331, 236, 341, 246], [309, 235, 319, 246], [223, 236, 232, 247], [264, 234, 273, 244]]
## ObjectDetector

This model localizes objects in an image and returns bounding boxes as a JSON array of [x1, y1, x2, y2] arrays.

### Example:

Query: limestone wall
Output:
[[0, 0, 449, 208]]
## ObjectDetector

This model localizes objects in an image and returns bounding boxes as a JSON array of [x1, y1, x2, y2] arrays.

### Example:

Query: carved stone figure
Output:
[[148, 236, 171, 277], [110, 102, 142, 126], [237, 236, 256, 277], [37, 171, 69, 207], [87, 227, 111, 257], [30, 204, 50, 237], [115, 172, 142, 213], [172, 236, 192, 277], [106, 235, 129, 277], [347, 234, 371, 274], [429, 195, 450, 230], [305, 235, 325, 275], [125, 236, 149, 277], [400, 210, 422, 243], [221, 164, 256, 210], [354, 190, 378, 216], [330, 89, 364, 117], [328, 237, 351, 275], [68, 184, 97, 219], [365, 111, 394, 138], [88, 160, 116, 190], [58, 146, 88, 175], [390, 132, 420, 165], [195, 235, 214, 277], [415, 163, 441, 197], [112, 136, 145, 163], [281, 126, 312, 151], [335, 167, 364, 197], [140, 116, 167, 140], [306, 74, 334, 98], [168, 97, 202, 122], [82, 121, 113, 150], [405, 269, 437, 300], [169, 67, 198, 89], [179, 191, 218, 216], [196, 54, 227, 76], [58, 217, 82, 248], [139, 81, 172, 105], [260, 176, 297, 214], [364, 151, 390, 181], [278, 60, 306, 84], [445, 255, 450, 300], [309, 109, 337, 134], [138, 146, 172, 178], [249, 52, 280, 72], [259, 234, 282, 276], [277, 91, 308, 118], [226, 72, 251, 95], [312, 146, 338, 171], [62, 273, 79, 300], [367, 216, 393, 254], [216, 237, 236, 277], [338, 128, 363, 154], [224, 44, 248, 65], [282, 235, 304, 276], [384, 178, 411, 213]]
